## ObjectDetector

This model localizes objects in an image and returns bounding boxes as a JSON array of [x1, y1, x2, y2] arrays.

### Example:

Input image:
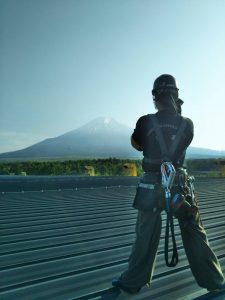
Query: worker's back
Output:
[[132, 109, 193, 171]]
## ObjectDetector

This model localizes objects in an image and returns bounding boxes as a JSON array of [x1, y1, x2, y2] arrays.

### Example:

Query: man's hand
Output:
[[131, 136, 143, 151]]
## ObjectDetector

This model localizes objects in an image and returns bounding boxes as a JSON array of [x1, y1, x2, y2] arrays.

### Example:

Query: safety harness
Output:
[[150, 115, 187, 267]]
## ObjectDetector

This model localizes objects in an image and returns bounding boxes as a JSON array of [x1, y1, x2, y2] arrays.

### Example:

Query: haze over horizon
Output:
[[1, 0, 225, 153]]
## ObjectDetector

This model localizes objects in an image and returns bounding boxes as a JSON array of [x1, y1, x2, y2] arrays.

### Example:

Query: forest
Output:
[[0, 158, 143, 176], [0, 158, 224, 177]]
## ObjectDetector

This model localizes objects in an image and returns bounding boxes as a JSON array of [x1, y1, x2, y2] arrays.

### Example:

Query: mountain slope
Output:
[[0, 117, 225, 161], [0, 117, 140, 160], [186, 147, 225, 159]]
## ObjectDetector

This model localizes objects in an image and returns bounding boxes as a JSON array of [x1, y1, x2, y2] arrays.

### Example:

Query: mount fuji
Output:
[[0, 117, 140, 160], [0, 117, 225, 161]]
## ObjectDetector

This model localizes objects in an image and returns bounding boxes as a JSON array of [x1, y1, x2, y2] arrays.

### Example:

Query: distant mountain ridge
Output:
[[186, 147, 225, 159], [0, 117, 139, 160], [0, 117, 225, 161]]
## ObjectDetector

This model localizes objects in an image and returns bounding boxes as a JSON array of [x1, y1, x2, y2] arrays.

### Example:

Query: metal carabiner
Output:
[[161, 162, 176, 190]]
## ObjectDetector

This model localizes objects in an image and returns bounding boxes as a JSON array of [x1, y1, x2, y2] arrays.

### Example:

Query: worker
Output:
[[112, 74, 225, 294]]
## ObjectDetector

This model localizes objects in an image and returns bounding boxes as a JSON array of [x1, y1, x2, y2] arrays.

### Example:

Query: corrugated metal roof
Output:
[[0, 177, 225, 300]]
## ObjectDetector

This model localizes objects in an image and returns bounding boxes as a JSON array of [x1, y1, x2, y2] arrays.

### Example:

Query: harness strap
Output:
[[151, 115, 168, 158], [165, 213, 179, 267], [150, 115, 188, 162], [168, 118, 187, 160]]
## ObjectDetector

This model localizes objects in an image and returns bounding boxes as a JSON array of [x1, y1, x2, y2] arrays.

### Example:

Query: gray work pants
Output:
[[120, 209, 225, 291]]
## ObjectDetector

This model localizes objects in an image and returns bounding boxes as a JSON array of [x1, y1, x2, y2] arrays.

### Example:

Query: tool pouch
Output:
[[171, 168, 198, 219], [133, 173, 164, 211]]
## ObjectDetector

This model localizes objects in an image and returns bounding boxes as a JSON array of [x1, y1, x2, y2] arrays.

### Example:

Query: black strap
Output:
[[150, 115, 187, 162], [165, 212, 179, 267], [151, 115, 168, 158], [168, 118, 187, 160], [143, 157, 162, 164]]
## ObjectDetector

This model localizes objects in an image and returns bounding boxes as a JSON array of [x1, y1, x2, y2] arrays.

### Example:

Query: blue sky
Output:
[[1, 0, 225, 153]]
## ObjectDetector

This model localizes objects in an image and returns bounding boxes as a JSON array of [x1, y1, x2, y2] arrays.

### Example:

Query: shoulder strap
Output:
[[151, 115, 168, 159], [168, 118, 187, 159]]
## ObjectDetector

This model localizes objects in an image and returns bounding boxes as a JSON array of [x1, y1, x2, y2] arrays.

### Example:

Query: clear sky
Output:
[[1, 0, 225, 153]]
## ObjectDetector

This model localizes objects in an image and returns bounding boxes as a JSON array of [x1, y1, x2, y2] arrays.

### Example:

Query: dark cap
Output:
[[152, 74, 179, 95]]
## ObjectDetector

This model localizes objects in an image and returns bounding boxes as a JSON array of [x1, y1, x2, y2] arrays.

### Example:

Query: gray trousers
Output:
[[120, 209, 225, 291]]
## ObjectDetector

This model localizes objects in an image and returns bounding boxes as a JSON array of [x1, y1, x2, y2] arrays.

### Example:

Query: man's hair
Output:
[[155, 91, 180, 114]]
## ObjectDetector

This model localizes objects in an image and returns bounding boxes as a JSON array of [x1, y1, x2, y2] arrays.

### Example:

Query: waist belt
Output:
[[141, 172, 161, 184], [143, 157, 162, 164]]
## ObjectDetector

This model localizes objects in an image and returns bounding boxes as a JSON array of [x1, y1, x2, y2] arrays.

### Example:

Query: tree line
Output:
[[0, 158, 224, 176], [0, 158, 143, 176], [0, 158, 223, 176]]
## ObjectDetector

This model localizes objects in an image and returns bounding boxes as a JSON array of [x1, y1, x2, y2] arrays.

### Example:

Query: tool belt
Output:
[[133, 168, 198, 217]]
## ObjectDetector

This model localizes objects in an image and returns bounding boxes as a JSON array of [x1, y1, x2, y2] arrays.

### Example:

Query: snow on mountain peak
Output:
[[63, 116, 132, 138], [103, 117, 112, 125]]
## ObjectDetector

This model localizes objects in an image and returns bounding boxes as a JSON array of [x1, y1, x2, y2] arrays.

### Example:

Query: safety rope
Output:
[[164, 209, 179, 267], [161, 162, 179, 267]]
